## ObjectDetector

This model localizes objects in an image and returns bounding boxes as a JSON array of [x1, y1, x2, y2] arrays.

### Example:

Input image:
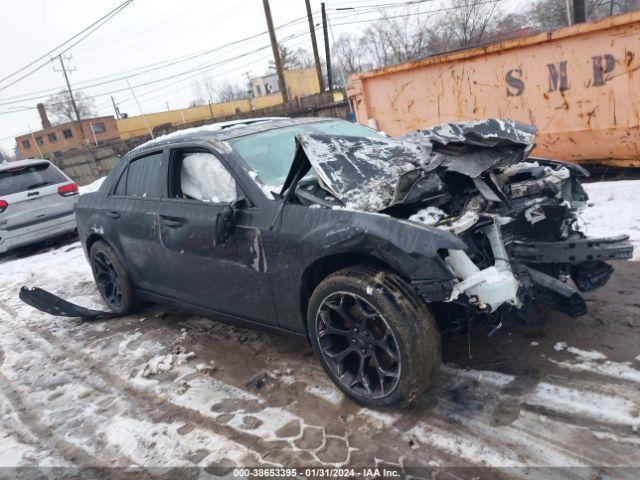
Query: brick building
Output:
[[15, 103, 120, 160]]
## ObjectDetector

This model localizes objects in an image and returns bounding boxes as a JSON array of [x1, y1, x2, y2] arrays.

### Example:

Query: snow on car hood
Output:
[[406, 118, 537, 148], [294, 133, 431, 211], [287, 119, 539, 212]]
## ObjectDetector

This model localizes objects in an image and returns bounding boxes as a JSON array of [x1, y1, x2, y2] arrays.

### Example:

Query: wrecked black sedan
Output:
[[31, 117, 633, 406]]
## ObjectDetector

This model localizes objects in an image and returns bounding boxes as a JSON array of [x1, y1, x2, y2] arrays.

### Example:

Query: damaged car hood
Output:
[[281, 133, 432, 211], [284, 118, 539, 212]]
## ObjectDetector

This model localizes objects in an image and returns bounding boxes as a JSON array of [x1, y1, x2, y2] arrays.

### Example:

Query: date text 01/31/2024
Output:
[[232, 468, 401, 477]]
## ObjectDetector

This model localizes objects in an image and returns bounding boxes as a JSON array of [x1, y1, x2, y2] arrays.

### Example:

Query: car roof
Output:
[[0, 158, 50, 171], [130, 117, 333, 155]]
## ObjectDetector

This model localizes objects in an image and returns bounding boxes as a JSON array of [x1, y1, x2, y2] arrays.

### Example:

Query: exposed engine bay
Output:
[[283, 119, 633, 326]]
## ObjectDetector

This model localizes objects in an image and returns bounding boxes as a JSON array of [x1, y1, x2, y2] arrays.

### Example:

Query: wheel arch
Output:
[[85, 233, 110, 255], [85, 233, 129, 276], [299, 252, 406, 333]]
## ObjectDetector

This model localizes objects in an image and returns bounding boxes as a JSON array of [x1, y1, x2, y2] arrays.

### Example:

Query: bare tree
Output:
[[191, 75, 218, 106], [337, 5, 463, 71], [438, 0, 501, 49], [333, 34, 369, 75], [528, 0, 638, 31], [270, 45, 314, 70], [45, 90, 97, 124], [191, 76, 247, 105], [214, 81, 247, 103]]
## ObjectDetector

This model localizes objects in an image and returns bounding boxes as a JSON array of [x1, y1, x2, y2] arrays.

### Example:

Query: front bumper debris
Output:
[[508, 235, 633, 264], [526, 268, 587, 317], [19, 287, 120, 319]]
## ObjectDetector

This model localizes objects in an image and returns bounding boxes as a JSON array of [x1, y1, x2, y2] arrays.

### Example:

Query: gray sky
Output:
[[0, 0, 524, 153]]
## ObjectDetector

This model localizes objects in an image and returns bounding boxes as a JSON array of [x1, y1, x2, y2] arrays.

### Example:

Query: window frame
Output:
[[62, 129, 73, 139], [108, 150, 163, 200], [92, 123, 106, 134], [48, 133, 58, 143], [22, 139, 30, 149]]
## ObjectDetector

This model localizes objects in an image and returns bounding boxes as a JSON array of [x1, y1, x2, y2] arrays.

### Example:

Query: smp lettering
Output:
[[503, 53, 617, 97], [592, 54, 615, 86], [506, 68, 525, 96], [547, 61, 569, 92]]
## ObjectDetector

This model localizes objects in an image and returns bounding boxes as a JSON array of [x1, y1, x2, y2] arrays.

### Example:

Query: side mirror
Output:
[[214, 204, 234, 245]]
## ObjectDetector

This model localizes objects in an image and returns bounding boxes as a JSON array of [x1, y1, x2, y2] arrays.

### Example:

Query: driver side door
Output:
[[157, 147, 277, 324]]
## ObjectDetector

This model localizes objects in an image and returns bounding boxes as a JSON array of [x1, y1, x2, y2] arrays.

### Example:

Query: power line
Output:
[[0, 12, 315, 106], [0, 29, 312, 116], [0, 0, 135, 92], [328, 0, 500, 26]]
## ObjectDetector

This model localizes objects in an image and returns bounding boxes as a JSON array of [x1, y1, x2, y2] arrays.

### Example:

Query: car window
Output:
[[125, 153, 161, 198], [112, 168, 127, 196], [229, 120, 385, 192], [0, 162, 67, 196], [172, 152, 237, 204]]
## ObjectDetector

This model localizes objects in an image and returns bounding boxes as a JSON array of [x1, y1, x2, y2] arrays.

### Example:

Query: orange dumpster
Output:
[[347, 12, 640, 168]]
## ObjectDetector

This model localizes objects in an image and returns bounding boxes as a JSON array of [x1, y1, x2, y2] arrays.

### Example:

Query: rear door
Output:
[[0, 162, 77, 231], [99, 151, 166, 292]]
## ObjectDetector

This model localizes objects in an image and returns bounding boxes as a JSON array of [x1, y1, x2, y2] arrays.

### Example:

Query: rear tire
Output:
[[89, 240, 136, 315], [307, 266, 440, 407]]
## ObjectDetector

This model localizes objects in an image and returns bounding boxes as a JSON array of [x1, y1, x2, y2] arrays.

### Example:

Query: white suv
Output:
[[0, 159, 78, 254]]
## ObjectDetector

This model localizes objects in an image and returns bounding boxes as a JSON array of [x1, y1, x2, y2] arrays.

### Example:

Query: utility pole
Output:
[[565, 0, 572, 24], [111, 95, 121, 119], [126, 78, 154, 138], [574, 0, 586, 23], [245, 71, 255, 111], [27, 122, 45, 160], [55, 54, 99, 173], [305, 0, 325, 92], [321, 3, 332, 91], [262, 0, 289, 103]]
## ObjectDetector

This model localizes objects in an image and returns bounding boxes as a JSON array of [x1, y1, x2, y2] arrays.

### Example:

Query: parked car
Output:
[[0, 159, 78, 254], [65, 117, 631, 406]]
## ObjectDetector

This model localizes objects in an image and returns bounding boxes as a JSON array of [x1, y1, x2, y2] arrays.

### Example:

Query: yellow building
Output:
[[117, 68, 321, 140]]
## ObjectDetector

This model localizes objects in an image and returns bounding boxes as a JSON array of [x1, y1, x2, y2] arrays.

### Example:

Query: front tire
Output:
[[307, 266, 440, 407], [89, 240, 136, 315]]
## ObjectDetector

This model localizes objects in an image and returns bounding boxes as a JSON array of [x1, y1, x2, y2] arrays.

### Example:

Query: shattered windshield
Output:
[[229, 120, 385, 193]]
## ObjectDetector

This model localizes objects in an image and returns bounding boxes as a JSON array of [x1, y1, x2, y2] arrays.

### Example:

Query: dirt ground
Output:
[[0, 237, 639, 478]]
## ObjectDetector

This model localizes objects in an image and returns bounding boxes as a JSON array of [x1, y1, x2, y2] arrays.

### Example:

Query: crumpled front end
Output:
[[290, 119, 633, 326], [403, 119, 633, 322]]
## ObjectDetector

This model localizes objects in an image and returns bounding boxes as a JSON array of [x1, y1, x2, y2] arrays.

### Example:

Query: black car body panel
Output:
[[75, 117, 632, 334], [76, 119, 467, 333]]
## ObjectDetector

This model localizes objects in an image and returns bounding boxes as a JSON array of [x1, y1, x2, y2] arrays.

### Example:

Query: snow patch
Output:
[[408, 206, 447, 226], [582, 180, 640, 261], [305, 384, 343, 406], [79, 176, 105, 194], [566, 347, 607, 361], [141, 351, 196, 378], [554, 342, 567, 351]]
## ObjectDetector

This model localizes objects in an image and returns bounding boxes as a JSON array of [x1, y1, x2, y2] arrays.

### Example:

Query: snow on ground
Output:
[[78, 176, 105, 195], [582, 179, 640, 260]]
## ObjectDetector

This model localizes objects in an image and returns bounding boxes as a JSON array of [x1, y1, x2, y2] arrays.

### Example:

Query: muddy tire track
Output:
[[0, 316, 318, 468]]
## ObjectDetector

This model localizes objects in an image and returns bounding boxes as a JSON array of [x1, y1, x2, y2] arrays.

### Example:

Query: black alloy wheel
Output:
[[316, 291, 401, 399], [93, 251, 123, 308], [308, 266, 441, 407], [89, 240, 136, 315]]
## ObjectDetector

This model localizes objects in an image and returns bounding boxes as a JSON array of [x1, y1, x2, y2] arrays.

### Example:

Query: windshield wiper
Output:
[[26, 181, 53, 190]]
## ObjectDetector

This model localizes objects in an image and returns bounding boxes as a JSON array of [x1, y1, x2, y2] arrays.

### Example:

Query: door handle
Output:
[[161, 217, 183, 228], [107, 211, 121, 219]]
